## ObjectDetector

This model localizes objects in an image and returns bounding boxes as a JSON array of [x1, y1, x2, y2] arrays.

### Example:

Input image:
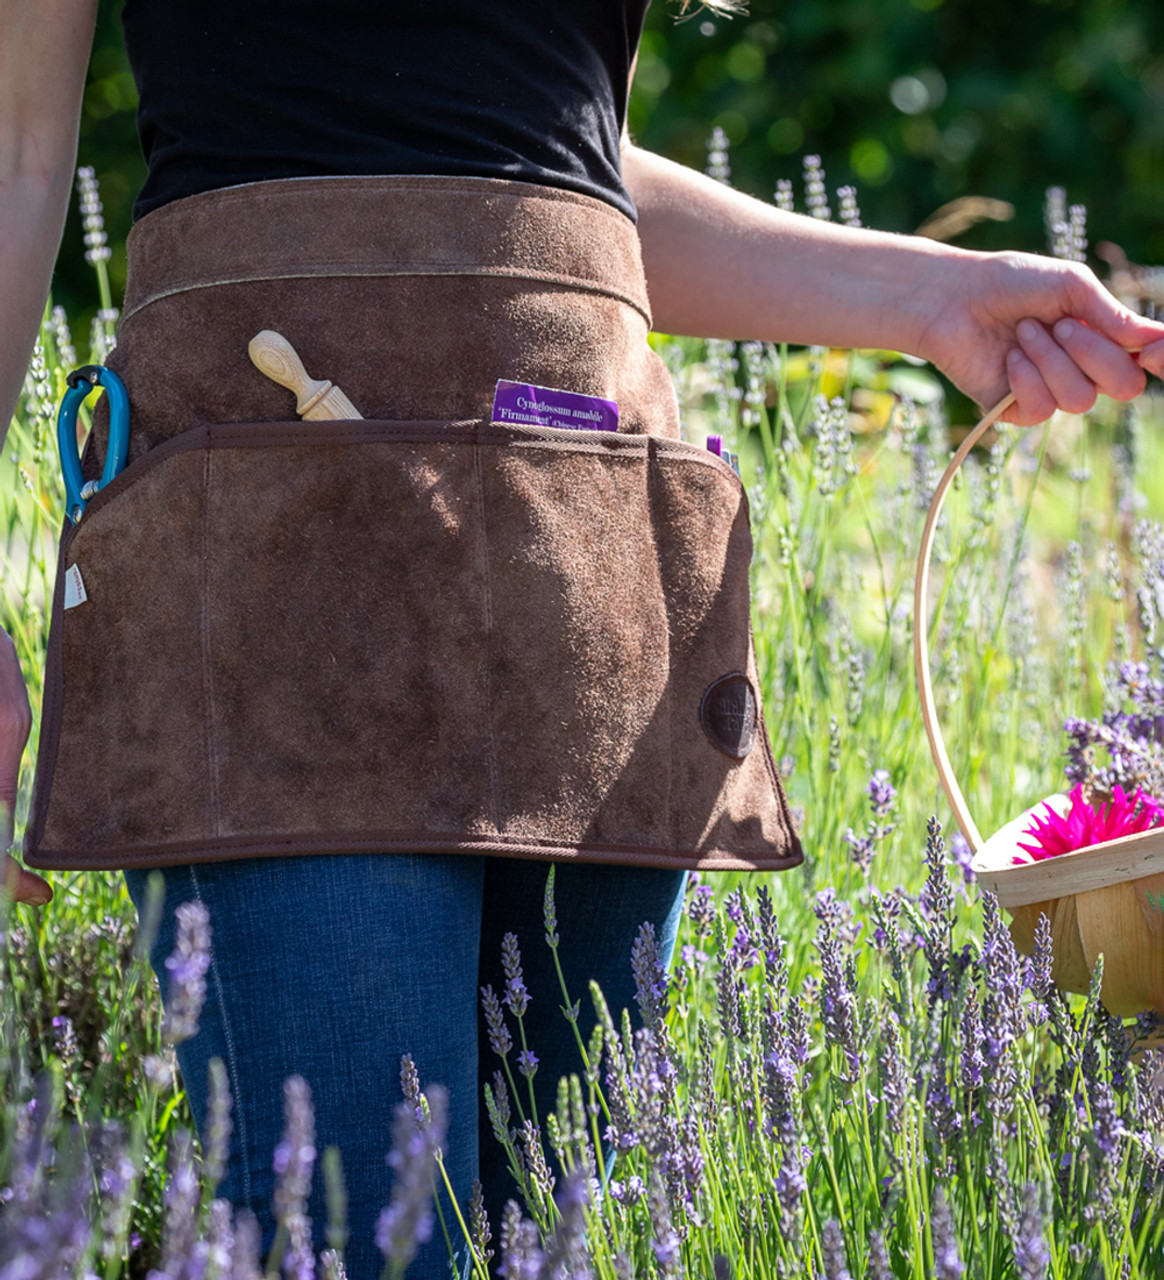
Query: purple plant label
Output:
[[491, 380, 619, 432]]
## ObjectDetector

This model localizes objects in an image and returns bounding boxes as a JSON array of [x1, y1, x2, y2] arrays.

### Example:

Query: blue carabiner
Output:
[[57, 365, 130, 523]]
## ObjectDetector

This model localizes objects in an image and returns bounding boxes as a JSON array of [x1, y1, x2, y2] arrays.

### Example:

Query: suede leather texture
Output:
[[26, 176, 802, 873]]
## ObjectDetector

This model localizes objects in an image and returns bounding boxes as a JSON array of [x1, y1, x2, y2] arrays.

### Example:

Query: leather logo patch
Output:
[[700, 673, 757, 759]]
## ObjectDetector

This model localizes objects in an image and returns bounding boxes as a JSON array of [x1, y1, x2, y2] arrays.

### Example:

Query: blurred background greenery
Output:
[[60, 0, 1164, 329]]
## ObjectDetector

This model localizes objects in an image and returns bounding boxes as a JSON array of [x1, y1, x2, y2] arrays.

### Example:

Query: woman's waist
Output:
[[123, 174, 651, 325], [89, 174, 678, 467]]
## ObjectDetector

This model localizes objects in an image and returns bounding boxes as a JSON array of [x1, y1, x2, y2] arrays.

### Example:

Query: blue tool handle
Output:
[[57, 366, 129, 521]]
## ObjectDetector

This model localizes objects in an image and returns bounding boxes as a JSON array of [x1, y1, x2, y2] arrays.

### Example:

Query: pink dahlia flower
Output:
[[1016, 784, 1164, 863]]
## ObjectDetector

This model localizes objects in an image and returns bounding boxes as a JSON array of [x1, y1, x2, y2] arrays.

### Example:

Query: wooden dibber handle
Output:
[[913, 391, 1017, 853], [248, 330, 364, 421]]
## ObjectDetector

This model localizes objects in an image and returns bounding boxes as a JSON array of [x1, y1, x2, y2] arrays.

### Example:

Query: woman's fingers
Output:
[[0, 629, 44, 905], [1139, 338, 1164, 380], [1009, 315, 1150, 421], [0, 630, 30, 845], [1014, 319, 1097, 416], [2, 854, 51, 906], [1050, 318, 1147, 401], [1004, 346, 1057, 425]]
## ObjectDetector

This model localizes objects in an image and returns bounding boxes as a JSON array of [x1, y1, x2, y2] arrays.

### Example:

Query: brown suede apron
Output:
[[25, 176, 802, 874]]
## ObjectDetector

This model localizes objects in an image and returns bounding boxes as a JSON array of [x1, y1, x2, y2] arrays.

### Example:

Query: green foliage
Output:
[[633, 0, 1164, 263]]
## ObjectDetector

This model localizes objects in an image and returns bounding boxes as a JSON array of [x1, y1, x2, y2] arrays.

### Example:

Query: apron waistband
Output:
[[123, 175, 653, 325]]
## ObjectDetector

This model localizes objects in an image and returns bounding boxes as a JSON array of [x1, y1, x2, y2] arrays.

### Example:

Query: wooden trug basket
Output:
[[914, 395, 1164, 1018]]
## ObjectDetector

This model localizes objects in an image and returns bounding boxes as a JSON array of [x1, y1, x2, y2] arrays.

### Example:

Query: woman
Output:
[[3, 3, 1164, 1277]]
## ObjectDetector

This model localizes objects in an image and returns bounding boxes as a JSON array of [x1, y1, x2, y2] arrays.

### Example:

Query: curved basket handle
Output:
[[913, 392, 1017, 852]]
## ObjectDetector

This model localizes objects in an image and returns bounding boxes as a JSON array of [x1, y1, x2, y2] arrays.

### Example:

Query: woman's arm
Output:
[[0, 0, 99, 436], [623, 142, 1164, 427], [0, 0, 97, 904]]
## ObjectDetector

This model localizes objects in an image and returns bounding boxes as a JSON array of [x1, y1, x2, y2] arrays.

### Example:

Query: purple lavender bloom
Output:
[[543, 1168, 593, 1279], [727, 923, 760, 971], [843, 827, 877, 875], [481, 984, 513, 1058], [233, 1210, 264, 1280], [91, 1122, 137, 1257], [376, 1084, 448, 1275], [920, 817, 956, 1007], [646, 1171, 681, 1276], [960, 990, 985, 1091], [755, 884, 787, 981], [163, 901, 212, 1045], [867, 1231, 893, 1280], [716, 917, 746, 1045], [400, 1053, 423, 1121], [925, 1047, 963, 1150], [517, 1049, 539, 1081], [686, 883, 717, 933], [930, 1187, 964, 1279], [951, 833, 976, 890], [817, 919, 863, 1083], [608, 1175, 646, 1206], [205, 1197, 235, 1277], [520, 1121, 556, 1207], [631, 922, 669, 1033], [820, 1219, 852, 1280], [1103, 1012, 1131, 1093], [1012, 1182, 1051, 1280], [272, 1076, 317, 1280], [485, 1073, 514, 1147], [501, 932, 530, 1018], [868, 769, 897, 818], [498, 1203, 545, 1280], [1029, 913, 1053, 1000], [203, 1057, 233, 1192], [879, 1016, 909, 1127], [680, 944, 709, 981], [469, 1179, 494, 1269], [813, 886, 842, 928], [159, 1130, 202, 1278], [0, 1079, 92, 1280], [980, 894, 1026, 1117]]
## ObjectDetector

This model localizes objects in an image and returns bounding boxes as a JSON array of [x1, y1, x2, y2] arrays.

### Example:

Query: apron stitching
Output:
[[121, 268, 651, 325], [645, 441, 676, 850], [473, 444, 502, 833], [200, 452, 221, 837]]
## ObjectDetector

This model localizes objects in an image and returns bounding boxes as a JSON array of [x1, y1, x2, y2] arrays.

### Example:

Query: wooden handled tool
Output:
[[248, 330, 364, 420]]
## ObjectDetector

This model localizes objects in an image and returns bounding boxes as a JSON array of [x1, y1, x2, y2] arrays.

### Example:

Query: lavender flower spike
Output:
[[1012, 1182, 1051, 1280], [821, 1219, 852, 1280], [481, 984, 513, 1058], [631, 922, 669, 1033], [501, 932, 530, 1017], [273, 1075, 317, 1280], [163, 900, 212, 1045], [930, 1187, 964, 1280], [203, 1056, 233, 1191], [377, 1084, 448, 1276]]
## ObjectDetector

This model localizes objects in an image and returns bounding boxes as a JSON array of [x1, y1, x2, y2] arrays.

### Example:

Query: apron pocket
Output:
[[26, 419, 800, 872]]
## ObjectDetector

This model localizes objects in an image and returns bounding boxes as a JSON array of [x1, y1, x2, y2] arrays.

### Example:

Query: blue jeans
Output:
[[124, 854, 686, 1279]]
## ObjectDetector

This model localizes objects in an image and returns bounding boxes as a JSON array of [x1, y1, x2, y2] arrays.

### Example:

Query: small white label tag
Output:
[[63, 564, 88, 610]]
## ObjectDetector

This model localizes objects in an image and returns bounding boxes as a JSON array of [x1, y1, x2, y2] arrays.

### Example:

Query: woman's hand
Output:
[[915, 250, 1164, 425], [0, 631, 49, 906], [625, 145, 1164, 423]]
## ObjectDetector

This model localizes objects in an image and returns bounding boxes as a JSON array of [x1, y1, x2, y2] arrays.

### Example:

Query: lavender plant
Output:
[[3, 162, 1164, 1277]]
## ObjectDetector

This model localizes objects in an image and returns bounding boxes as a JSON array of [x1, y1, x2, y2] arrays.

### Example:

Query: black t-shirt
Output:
[[122, 0, 650, 222]]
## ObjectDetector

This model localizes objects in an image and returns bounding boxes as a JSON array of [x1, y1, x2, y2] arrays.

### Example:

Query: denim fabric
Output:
[[124, 853, 686, 1279]]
